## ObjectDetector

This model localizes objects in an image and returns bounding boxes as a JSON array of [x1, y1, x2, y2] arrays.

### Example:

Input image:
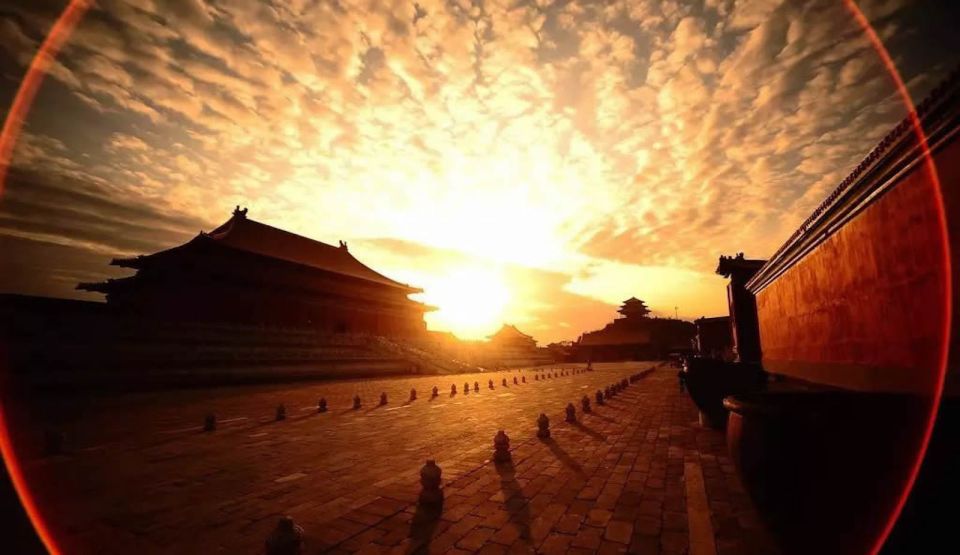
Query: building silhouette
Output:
[[575, 297, 695, 361], [78, 207, 432, 336]]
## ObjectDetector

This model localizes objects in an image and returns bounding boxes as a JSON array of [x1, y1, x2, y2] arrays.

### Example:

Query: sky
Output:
[[0, 0, 958, 343]]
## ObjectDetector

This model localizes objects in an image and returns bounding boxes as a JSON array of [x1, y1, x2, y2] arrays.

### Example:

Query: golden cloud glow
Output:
[[3, 0, 950, 344]]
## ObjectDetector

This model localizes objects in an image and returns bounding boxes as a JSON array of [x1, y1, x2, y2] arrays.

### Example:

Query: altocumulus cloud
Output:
[[0, 0, 957, 341]]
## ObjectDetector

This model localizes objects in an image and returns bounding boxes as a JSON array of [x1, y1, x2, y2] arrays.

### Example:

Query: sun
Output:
[[419, 265, 511, 340]]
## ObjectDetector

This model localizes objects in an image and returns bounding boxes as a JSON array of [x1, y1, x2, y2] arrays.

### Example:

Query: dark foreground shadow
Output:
[[588, 412, 616, 423], [406, 501, 443, 554], [542, 438, 587, 477], [496, 461, 532, 544], [571, 421, 607, 443]]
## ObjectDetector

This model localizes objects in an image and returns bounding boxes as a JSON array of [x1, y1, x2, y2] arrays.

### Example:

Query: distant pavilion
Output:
[[575, 297, 695, 361], [488, 324, 538, 350], [78, 207, 433, 336]]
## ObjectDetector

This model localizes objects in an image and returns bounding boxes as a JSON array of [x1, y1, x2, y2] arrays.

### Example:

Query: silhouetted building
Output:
[[78, 207, 432, 336], [488, 324, 538, 349], [575, 298, 695, 361], [545, 341, 576, 362], [716, 253, 765, 363], [694, 316, 733, 360], [484, 324, 552, 367]]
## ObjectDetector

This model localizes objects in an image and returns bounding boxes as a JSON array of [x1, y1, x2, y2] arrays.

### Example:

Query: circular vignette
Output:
[[0, 2, 951, 555]]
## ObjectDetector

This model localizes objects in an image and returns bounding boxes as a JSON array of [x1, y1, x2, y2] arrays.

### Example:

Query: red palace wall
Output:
[[754, 138, 958, 394]]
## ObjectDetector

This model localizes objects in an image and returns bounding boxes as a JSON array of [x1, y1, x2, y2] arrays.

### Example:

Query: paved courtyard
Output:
[[9, 362, 779, 554]]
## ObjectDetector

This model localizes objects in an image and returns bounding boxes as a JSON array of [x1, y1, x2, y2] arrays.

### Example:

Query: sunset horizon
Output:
[[2, 1, 957, 346]]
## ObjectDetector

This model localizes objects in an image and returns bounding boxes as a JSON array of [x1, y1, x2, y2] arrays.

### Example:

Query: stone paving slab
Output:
[[7, 362, 779, 554]]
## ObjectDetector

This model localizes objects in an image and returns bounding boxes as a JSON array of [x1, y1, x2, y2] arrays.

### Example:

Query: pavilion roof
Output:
[[489, 324, 534, 341], [191, 208, 419, 292], [715, 253, 766, 278]]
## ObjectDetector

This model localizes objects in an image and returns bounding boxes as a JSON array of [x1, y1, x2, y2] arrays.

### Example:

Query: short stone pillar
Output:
[[565, 403, 577, 423], [353, 395, 362, 410], [380, 392, 388, 406], [522, 376, 526, 383], [264, 516, 303, 555], [44, 429, 64, 455], [203, 413, 216, 432], [513, 376, 518, 385], [451, 384, 457, 395], [537, 413, 550, 439], [535, 374, 539, 381], [581, 395, 591, 413], [418, 459, 444, 508], [464, 382, 470, 395], [596, 390, 605, 405], [502, 378, 508, 387], [493, 430, 511, 464], [410, 388, 417, 402], [621, 378, 628, 388], [318, 398, 327, 413], [474, 381, 480, 392], [432, 386, 439, 398], [488, 379, 495, 389], [276, 404, 287, 421], [605, 386, 613, 398]]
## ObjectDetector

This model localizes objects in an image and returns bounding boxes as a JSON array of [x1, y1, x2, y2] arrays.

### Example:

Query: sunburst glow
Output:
[[1, 0, 954, 344], [418, 265, 512, 340]]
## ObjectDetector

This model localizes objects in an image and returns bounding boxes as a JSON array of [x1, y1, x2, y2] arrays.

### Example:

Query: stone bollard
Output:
[[204, 413, 217, 432], [276, 404, 287, 421], [502, 378, 508, 387], [596, 390, 605, 405], [621, 378, 628, 388], [566, 403, 577, 423], [605, 386, 613, 398], [537, 413, 550, 439], [451, 384, 457, 395], [489, 379, 495, 389], [493, 430, 511, 464], [535, 374, 539, 381], [464, 382, 470, 395], [410, 388, 417, 402], [44, 429, 64, 455], [318, 398, 327, 413], [522, 376, 526, 383], [264, 516, 304, 555], [418, 459, 444, 508], [582, 395, 591, 413], [353, 395, 362, 410], [380, 392, 388, 406], [432, 386, 439, 398], [513, 376, 518, 385], [474, 381, 480, 393]]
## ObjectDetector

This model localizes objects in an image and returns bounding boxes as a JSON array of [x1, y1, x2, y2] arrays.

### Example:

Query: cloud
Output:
[[1, 0, 957, 340]]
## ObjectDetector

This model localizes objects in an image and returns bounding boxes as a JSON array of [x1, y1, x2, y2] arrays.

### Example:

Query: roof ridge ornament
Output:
[[233, 205, 248, 218], [338, 240, 348, 251]]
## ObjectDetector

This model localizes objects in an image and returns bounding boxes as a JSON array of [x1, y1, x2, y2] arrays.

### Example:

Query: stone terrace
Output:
[[11, 362, 779, 554]]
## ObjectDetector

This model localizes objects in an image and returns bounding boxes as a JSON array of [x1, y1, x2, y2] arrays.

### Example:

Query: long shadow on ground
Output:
[[541, 438, 587, 477], [496, 461, 532, 545]]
